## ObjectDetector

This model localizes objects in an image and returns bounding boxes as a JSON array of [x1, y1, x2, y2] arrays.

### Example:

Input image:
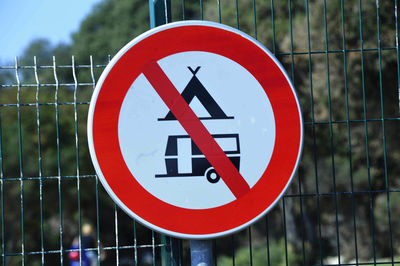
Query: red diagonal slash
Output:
[[143, 60, 250, 199]]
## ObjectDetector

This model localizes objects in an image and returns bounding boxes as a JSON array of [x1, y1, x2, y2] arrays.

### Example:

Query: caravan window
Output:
[[215, 136, 238, 153]]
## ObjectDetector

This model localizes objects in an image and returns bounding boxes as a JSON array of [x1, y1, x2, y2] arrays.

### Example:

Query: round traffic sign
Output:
[[88, 21, 303, 239]]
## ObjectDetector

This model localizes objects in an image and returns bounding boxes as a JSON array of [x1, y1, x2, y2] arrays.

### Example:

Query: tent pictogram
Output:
[[156, 67, 240, 183], [158, 67, 234, 121]]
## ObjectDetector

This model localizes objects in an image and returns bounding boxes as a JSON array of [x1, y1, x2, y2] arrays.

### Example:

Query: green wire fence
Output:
[[0, 0, 400, 265]]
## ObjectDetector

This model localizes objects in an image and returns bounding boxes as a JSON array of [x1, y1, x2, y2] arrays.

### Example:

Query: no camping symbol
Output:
[[154, 66, 240, 186], [88, 21, 303, 239]]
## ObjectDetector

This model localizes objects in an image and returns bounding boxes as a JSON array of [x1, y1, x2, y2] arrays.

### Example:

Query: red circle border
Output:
[[89, 22, 303, 238]]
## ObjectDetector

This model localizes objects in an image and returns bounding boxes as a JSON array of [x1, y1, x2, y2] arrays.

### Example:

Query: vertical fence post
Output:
[[149, 0, 171, 28], [148, 2, 182, 266], [148, 2, 213, 265]]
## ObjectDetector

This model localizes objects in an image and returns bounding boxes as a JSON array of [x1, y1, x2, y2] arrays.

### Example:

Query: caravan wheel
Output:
[[205, 168, 220, 183]]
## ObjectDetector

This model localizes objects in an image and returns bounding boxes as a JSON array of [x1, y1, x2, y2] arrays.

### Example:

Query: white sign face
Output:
[[118, 51, 276, 209], [88, 21, 303, 239]]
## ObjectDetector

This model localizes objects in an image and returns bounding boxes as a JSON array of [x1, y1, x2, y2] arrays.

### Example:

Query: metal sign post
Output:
[[190, 240, 213, 266]]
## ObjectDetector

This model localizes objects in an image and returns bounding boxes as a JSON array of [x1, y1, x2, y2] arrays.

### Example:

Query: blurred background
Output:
[[0, 0, 399, 265]]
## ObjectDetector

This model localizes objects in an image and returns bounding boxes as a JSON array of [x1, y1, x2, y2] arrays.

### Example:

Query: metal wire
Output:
[[0, 55, 170, 264], [15, 56, 26, 266], [376, 1, 395, 265], [0, 81, 5, 266]]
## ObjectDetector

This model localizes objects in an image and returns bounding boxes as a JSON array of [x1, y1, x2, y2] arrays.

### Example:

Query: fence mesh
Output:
[[0, 0, 400, 265]]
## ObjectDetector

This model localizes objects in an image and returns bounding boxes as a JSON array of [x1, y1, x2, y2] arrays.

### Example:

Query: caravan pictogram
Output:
[[156, 67, 240, 183], [155, 134, 240, 183]]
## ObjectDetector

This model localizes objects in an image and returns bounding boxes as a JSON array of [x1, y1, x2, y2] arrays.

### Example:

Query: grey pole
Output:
[[190, 240, 213, 266]]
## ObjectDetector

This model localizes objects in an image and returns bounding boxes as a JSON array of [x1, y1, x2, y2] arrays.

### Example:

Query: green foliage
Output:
[[71, 0, 150, 62], [217, 239, 302, 266], [374, 192, 400, 257]]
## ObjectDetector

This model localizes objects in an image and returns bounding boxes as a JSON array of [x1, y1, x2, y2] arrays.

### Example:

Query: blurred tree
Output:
[[71, 0, 149, 63]]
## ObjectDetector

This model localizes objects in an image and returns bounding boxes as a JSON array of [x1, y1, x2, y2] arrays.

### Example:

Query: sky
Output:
[[0, 0, 103, 63]]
